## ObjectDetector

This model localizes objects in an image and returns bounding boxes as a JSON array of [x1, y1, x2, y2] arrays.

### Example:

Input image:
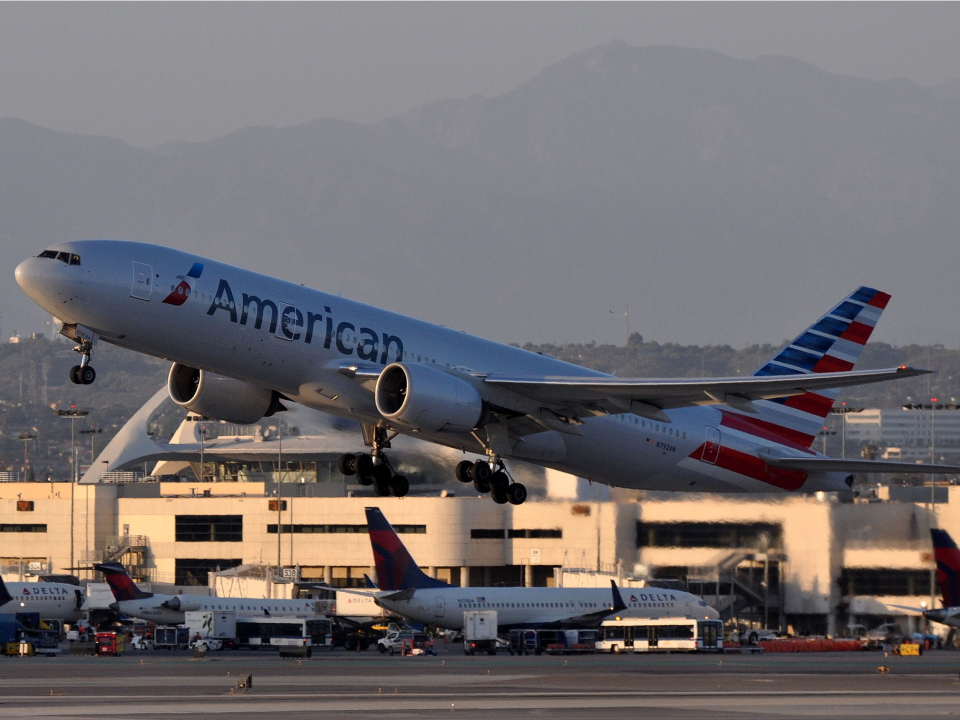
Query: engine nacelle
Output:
[[168, 363, 278, 424], [160, 596, 202, 612], [375, 362, 482, 433]]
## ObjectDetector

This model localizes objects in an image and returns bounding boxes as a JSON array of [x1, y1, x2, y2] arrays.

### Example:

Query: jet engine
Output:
[[159, 596, 202, 612], [167, 363, 283, 424], [375, 362, 482, 433]]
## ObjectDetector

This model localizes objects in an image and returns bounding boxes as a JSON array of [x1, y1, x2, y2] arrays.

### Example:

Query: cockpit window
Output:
[[37, 250, 80, 265]]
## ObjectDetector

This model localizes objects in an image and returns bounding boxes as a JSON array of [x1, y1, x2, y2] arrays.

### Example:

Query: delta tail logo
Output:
[[162, 263, 204, 306]]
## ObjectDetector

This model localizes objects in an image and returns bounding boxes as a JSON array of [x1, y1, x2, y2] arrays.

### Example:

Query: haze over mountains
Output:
[[2, 42, 960, 348]]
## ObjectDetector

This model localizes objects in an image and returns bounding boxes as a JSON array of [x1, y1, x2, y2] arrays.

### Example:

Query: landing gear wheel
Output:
[[355, 453, 375, 486], [473, 476, 490, 494], [389, 475, 409, 497], [507, 483, 527, 505], [471, 460, 491, 483], [372, 463, 392, 484], [491, 488, 508, 504], [373, 478, 391, 497], [490, 471, 509, 494], [69, 365, 82, 384], [455, 460, 474, 483], [79, 366, 96, 385], [338, 453, 357, 476]]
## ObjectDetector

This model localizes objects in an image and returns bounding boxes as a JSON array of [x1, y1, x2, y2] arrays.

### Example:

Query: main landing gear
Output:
[[69, 340, 96, 385], [338, 427, 408, 498], [456, 458, 527, 505]]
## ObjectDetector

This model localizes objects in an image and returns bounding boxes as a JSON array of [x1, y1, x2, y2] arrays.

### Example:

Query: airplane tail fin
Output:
[[365, 507, 451, 591], [0, 574, 11, 607], [931, 529, 960, 608], [734, 287, 891, 450], [94, 562, 153, 601]]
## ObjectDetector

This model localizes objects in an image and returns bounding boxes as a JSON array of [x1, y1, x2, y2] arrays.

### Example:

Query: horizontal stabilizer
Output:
[[762, 457, 960, 474]]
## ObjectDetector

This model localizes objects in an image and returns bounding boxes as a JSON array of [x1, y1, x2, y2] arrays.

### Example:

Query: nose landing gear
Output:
[[69, 345, 96, 385], [455, 458, 526, 505]]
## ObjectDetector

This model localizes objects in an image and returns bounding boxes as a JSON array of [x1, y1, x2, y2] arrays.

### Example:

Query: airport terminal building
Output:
[[2, 390, 958, 638]]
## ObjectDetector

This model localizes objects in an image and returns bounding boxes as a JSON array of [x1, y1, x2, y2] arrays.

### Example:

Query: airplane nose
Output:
[[15, 257, 46, 303]]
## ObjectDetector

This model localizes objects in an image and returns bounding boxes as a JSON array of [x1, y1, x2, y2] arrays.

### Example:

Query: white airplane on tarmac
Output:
[[15, 241, 959, 502], [94, 562, 324, 625], [0, 574, 84, 623], [365, 507, 719, 630]]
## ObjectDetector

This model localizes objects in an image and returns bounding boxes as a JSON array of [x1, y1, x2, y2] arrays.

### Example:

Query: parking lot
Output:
[[2, 645, 960, 719]]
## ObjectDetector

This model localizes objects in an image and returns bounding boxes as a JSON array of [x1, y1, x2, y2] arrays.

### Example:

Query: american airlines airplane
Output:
[[0, 574, 84, 623], [94, 562, 324, 624], [365, 507, 718, 629], [15, 241, 958, 502]]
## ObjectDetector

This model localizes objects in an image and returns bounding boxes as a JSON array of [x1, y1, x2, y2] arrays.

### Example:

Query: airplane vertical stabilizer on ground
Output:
[[365, 507, 451, 590]]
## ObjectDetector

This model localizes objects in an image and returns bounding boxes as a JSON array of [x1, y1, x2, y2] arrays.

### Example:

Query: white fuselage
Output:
[[376, 586, 718, 630], [925, 607, 960, 629], [15, 240, 849, 494], [1, 582, 83, 623], [116, 594, 324, 625]]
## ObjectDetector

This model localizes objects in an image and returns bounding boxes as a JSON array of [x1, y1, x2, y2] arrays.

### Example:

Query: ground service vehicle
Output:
[[463, 611, 498, 655], [154, 626, 190, 650], [236, 618, 330, 651], [95, 632, 124, 656], [185, 610, 236, 649], [598, 618, 724, 653]]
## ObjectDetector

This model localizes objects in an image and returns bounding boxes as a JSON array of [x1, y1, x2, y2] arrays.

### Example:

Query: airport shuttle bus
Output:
[[598, 618, 724, 653], [236, 617, 331, 649]]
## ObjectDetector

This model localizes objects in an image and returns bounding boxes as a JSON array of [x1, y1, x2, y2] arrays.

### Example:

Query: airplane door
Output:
[[435, 596, 445, 619], [701, 427, 721, 464], [130, 262, 153, 301]]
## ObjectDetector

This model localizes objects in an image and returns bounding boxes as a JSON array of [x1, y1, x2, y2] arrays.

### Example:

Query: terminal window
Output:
[[175, 515, 243, 542], [0, 524, 47, 533], [175, 558, 243, 586], [507, 529, 563, 539], [841, 568, 936, 597], [636, 522, 782, 549], [266, 524, 425, 534], [471, 529, 506, 539]]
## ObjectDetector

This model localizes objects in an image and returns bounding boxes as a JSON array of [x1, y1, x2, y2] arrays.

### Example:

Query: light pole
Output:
[[277, 420, 283, 572], [55, 406, 88, 574], [830, 404, 863, 459], [55, 406, 89, 483], [79, 427, 103, 465], [18, 431, 37, 480]]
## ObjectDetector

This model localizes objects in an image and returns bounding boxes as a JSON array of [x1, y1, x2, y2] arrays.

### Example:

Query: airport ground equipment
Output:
[[95, 632, 124, 656], [597, 617, 724, 653], [236, 617, 330, 650], [463, 611, 498, 655], [185, 610, 236, 650], [154, 626, 190, 650]]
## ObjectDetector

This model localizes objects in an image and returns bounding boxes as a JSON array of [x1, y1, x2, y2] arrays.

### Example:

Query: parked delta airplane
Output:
[[0, 574, 84, 622], [94, 562, 323, 625], [364, 507, 718, 629], [15, 241, 960, 502], [889, 529, 960, 629]]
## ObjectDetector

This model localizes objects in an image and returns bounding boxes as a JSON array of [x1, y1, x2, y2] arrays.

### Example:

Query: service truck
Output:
[[463, 611, 498, 655], [185, 610, 237, 650]]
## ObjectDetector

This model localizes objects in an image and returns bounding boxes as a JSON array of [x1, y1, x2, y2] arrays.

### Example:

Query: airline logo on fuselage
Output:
[[628, 593, 678, 602], [206, 278, 403, 364], [163, 263, 204, 306], [22, 586, 69, 596]]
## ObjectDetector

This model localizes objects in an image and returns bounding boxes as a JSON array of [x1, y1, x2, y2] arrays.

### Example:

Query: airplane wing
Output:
[[762, 457, 960, 474], [485, 366, 929, 420], [885, 604, 928, 614]]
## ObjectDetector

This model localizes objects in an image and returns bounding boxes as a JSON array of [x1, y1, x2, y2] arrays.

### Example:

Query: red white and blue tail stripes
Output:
[[740, 287, 890, 449]]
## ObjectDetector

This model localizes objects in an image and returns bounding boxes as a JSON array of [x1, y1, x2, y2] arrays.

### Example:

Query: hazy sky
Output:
[[2, 3, 959, 148]]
